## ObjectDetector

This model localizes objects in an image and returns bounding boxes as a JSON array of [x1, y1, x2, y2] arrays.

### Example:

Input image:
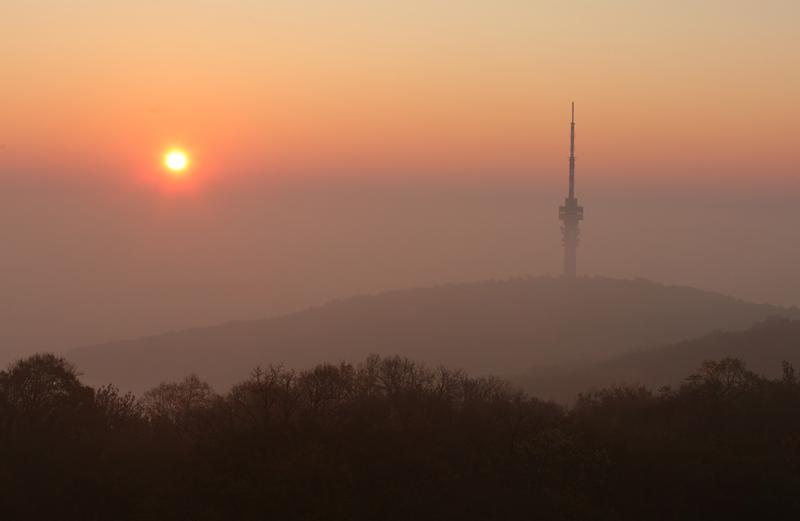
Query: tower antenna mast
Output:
[[558, 102, 584, 278]]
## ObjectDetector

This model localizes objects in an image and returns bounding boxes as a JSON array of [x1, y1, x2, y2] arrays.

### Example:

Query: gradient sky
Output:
[[4, 1, 799, 180], [1, 1, 799, 363]]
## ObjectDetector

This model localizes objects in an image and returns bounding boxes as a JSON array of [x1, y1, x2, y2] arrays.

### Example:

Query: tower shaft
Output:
[[569, 102, 575, 199], [558, 103, 583, 278]]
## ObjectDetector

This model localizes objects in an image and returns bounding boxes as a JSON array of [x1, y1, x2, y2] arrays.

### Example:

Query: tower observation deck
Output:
[[558, 103, 584, 278]]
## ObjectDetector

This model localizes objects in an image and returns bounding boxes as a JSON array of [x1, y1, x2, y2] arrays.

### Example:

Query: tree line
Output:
[[1, 353, 798, 519]]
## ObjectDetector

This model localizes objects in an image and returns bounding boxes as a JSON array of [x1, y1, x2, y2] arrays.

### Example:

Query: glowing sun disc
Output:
[[164, 150, 189, 173]]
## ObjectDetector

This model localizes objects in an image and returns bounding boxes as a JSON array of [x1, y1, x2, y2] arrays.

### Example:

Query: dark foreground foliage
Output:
[[1, 354, 799, 520]]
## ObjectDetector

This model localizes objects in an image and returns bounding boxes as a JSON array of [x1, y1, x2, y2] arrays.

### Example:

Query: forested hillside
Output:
[[67, 277, 799, 393], [2, 353, 798, 519]]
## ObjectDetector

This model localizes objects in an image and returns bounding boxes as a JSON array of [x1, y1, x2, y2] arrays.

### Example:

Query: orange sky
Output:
[[2, 1, 799, 187], [2, 1, 800, 364]]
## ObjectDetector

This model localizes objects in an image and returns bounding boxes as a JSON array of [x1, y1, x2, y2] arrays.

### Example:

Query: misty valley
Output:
[[4, 1, 800, 518], [3, 277, 800, 519]]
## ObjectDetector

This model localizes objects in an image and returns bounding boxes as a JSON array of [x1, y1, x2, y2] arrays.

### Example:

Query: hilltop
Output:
[[67, 277, 799, 393]]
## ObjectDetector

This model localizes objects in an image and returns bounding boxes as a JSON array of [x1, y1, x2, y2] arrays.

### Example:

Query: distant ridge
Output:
[[67, 277, 800, 393], [519, 316, 800, 403]]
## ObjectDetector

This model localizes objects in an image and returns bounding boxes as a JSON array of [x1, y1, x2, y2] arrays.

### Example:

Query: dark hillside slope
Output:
[[67, 277, 799, 393], [520, 316, 800, 403]]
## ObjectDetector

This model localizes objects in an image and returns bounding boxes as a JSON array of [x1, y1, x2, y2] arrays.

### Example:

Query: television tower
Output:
[[558, 102, 584, 278]]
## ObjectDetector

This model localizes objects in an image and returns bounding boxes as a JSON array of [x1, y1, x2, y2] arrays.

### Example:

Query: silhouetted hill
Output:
[[519, 316, 800, 402], [67, 277, 800, 393]]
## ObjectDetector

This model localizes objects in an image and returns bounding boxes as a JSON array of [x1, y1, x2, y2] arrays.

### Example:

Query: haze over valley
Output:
[[3, 2, 800, 518]]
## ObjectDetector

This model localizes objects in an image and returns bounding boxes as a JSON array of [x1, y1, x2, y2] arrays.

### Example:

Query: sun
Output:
[[164, 149, 189, 174]]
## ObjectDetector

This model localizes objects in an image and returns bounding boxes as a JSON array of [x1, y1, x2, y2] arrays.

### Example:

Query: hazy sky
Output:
[[1, 1, 799, 363]]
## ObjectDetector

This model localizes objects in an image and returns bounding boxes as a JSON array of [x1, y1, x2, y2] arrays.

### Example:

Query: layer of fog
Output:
[[1, 170, 798, 366]]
